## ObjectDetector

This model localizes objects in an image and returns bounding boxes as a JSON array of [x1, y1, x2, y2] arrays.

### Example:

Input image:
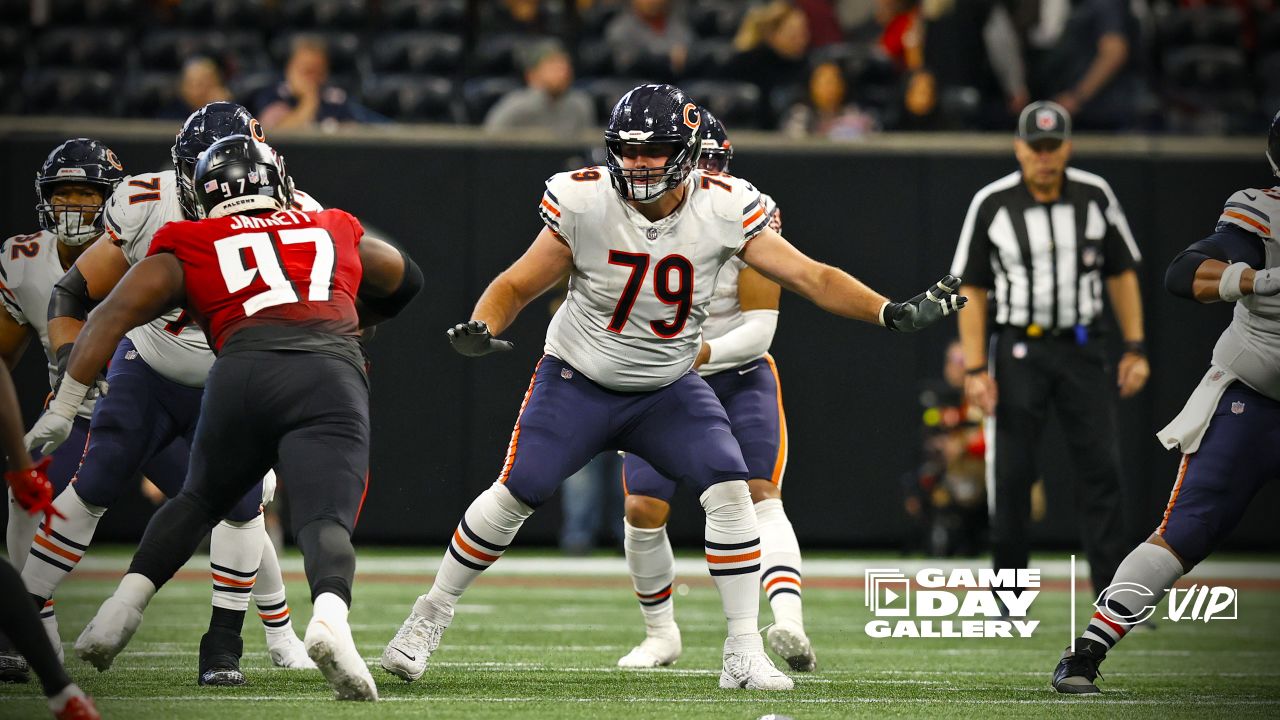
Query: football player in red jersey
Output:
[[0, 362, 98, 719], [29, 135, 422, 701]]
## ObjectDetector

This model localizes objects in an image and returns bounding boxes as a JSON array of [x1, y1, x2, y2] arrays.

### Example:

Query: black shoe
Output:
[[0, 652, 30, 684], [1052, 638, 1107, 694], [198, 631, 246, 687]]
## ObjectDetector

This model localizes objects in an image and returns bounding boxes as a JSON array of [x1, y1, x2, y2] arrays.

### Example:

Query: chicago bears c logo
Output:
[[105, 149, 123, 171], [249, 118, 267, 142], [682, 103, 700, 130]]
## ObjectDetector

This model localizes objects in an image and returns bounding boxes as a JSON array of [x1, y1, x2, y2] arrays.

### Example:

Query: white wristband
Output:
[[1218, 261, 1250, 302], [878, 300, 891, 327], [50, 376, 91, 419]]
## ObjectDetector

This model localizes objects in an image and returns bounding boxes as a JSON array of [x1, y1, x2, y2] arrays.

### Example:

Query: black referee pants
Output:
[[988, 328, 1127, 597]]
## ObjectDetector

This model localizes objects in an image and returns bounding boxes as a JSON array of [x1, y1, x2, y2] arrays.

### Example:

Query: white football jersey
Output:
[[0, 230, 94, 418], [700, 192, 780, 376], [101, 171, 323, 387], [1211, 185, 1280, 401], [539, 167, 771, 391]]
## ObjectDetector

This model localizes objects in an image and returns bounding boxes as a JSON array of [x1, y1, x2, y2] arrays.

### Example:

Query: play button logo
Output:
[[865, 570, 911, 616]]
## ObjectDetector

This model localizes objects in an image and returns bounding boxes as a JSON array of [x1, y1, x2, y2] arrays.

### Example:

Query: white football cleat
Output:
[[719, 633, 794, 690], [380, 612, 445, 682], [74, 597, 143, 671], [42, 611, 63, 664], [617, 626, 682, 668], [267, 628, 317, 669], [767, 622, 816, 672], [304, 616, 377, 701]]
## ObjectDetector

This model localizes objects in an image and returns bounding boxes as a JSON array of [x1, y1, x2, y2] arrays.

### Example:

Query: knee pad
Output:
[[699, 480, 755, 536]]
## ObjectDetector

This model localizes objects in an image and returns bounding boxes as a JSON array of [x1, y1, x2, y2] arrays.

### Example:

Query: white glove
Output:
[[25, 377, 90, 455], [1253, 267, 1279, 297], [261, 468, 278, 506]]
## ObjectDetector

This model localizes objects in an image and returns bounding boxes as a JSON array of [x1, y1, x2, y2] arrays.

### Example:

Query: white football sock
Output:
[[312, 592, 349, 625], [46, 683, 85, 713], [701, 481, 761, 639], [624, 520, 676, 632], [22, 486, 102, 601], [1083, 542, 1184, 650], [253, 528, 295, 635], [755, 498, 804, 629], [417, 482, 532, 625], [209, 515, 263, 612]]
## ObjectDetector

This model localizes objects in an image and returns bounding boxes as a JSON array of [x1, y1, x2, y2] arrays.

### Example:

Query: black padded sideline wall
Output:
[[0, 122, 1271, 552]]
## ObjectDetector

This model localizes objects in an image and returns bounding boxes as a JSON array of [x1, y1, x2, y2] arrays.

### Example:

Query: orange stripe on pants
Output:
[[498, 357, 545, 483], [762, 354, 788, 486], [1157, 454, 1191, 535]]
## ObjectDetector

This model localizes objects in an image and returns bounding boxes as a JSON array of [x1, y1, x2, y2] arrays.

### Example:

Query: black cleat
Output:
[[198, 631, 245, 687], [1052, 639, 1108, 695], [0, 652, 30, 684]]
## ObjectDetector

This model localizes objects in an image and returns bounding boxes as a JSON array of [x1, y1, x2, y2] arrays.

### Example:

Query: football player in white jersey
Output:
[[0, 138, 124, 681], [381, 84, 965, 690], [1052, 111, 1280, 694], [614, 110, 816, 673], [24, 103, 317, 684]]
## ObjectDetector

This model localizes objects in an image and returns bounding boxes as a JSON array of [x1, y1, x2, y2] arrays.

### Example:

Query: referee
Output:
[[950, 101, 1149, 598]]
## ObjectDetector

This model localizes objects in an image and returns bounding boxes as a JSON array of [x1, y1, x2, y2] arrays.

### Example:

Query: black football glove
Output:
[[882, 275, 967, 332], [447, 320, 515, 357]]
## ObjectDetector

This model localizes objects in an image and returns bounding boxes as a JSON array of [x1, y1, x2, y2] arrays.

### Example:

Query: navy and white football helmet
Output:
[[604, 84, 702, 203], [193, 135, 291, 219], [35, 138, 125, 246], [172, 102, 266, 219], [1268, 108, 1280, 178], [698, 109, 733, 173]]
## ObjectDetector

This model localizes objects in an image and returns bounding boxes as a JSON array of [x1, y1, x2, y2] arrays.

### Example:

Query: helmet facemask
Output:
[[36, 181, 110, 246], [605, 137, 700, 204]]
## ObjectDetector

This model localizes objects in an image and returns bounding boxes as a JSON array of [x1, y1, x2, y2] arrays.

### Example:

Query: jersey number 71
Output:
[[215, 228, 335, 316]]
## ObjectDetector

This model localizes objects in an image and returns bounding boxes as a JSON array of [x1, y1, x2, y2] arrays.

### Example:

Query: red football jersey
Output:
[[147, 208, 364, 352]]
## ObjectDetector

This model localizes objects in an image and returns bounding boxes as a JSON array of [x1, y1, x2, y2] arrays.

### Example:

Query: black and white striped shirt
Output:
[[950, 168, 1141, 331]]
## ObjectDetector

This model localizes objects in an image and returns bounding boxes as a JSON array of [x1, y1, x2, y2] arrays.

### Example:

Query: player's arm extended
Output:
[[472, 227, 573, 336], [356, 236, 424, 327], [738, 227, 888, 324], [1165, 225, 1269, 303], [47, 235, 131, 354]]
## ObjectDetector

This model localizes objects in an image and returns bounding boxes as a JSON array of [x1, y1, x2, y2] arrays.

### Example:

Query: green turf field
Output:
[[2, 549, 1278, 719]]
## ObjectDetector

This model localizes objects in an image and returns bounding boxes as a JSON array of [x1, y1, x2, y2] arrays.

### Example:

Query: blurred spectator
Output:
[[255, 35, 384, 131], [159, 57, 232, 120], [780, 61, 877, 138], [794, 0, 845, 47], [899, 340, 988, 557], [876, 0, 922, 71], [725, 1, 811, 128], [485, 40, 594, 136], [605, 0, 694, 77], [1016, 0, 1141, 130], [560, 452, 624, 556], [920, 0, 1029, 121]]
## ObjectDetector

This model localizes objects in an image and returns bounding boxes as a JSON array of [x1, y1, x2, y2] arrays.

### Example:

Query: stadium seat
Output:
[[576, 38, 614, 78], [0, 71, 19, 114], [683, 40, 734, 79], [279, 0, 369, 30], [471, 34, 554, 77], [121, 71, 180, 118], [221, 31, 273, 74], [364, 74, 462, 123], [0, 26, 23, 70], [84, 0, 143, 25], [689, 0, 748, 39], [1159, 6, 1243, 49], [382, 0, 466, 32], [462, 75, 524, 123], [175, 0, 274, 29], [271, 31, 365, 77], [681, 80, 762, 129], [1164, 46, 1249, 93], [33, 27, 131, 71], [22, 69, 120, 116], [581, 3, 621, 36], [368, 32, 464, 75], [140, 30, 228, 72], [230, 70, 280, 111], [613, 49, 675, 81]]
